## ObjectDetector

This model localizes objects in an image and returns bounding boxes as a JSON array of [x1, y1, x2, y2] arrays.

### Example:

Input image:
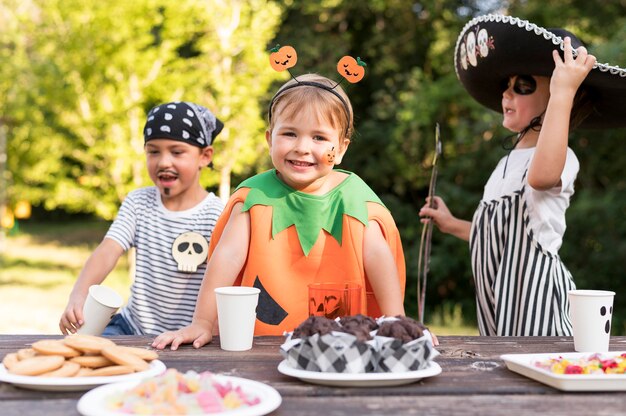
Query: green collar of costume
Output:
[[236, 169, 385, 256]]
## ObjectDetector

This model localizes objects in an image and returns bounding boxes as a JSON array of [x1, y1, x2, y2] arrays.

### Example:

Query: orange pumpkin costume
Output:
[[208, 169, 406, 335]]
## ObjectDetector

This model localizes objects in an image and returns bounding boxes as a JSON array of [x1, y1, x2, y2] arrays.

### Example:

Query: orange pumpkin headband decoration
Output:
[[268, 44, 367, 134]]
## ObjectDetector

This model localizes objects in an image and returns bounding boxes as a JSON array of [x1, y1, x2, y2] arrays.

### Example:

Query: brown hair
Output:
[[268, 74, 354, 140], [570, 86, 595, 130]]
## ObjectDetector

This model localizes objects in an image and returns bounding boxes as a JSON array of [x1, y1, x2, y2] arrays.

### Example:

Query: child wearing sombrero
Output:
[[420, 15, 626, 336]]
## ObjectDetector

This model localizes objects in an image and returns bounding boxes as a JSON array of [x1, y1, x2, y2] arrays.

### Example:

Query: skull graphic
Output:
[[466, 31, 477, 67], [477, 29, 489, 57], [460, 42, 468, 70], [171, 231, 209, 273]]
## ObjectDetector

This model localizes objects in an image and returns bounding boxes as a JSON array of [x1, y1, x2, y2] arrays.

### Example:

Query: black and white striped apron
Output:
[[469, 170, 575, 336]]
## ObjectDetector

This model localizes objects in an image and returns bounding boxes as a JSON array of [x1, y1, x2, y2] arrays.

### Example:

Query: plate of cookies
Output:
[[0, 334, 166, 391]]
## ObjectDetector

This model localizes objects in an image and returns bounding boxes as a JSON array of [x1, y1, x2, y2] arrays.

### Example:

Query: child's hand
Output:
[[59, 296, 86, 335], [419, 196, 452, 232], [551, 36, 596, 98], [429, 330, 440, 347], [419, 196, 471, 241], [151, 322, 213, 350]]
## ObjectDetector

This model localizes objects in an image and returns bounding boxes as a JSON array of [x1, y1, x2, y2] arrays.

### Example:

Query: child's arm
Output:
[[59, 238, 125, 334], [152, 202, 250, 350], [363, 221, 405, 316], [528, 37, 596, 190], [419, 196, 471, 241]]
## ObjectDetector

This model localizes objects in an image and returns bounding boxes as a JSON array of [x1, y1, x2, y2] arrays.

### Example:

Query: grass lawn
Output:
[[0, 220, 478, 336], [0, 220, 130, 334]]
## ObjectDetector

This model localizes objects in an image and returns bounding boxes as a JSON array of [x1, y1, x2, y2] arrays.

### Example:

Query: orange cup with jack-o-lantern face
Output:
[[308, 283, 361, 320]]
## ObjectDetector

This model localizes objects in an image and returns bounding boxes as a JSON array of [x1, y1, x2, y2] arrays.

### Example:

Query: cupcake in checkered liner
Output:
[[280, 315, 439, 373]]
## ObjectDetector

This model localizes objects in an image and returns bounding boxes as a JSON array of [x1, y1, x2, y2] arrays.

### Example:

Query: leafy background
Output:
[[1, 0, 625, 334]]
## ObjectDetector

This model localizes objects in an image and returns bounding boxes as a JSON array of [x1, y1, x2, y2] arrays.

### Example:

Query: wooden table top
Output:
[[2, 334, 626, 416]]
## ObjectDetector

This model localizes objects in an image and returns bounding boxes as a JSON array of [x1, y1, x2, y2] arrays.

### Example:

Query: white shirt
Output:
[[482, 147, 579, 254], [105, 186, 224, 335]]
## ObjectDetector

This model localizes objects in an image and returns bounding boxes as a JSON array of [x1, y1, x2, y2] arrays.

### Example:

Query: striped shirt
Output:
[[105, 187, 224, 335], [470, 152, 576, 336]]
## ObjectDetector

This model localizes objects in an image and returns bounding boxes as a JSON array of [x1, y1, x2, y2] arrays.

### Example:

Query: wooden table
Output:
[[2, 335, 626, 416]]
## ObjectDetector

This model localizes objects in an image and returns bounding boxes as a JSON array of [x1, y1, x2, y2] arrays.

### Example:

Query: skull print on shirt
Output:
[[171, 231, 209, 272]]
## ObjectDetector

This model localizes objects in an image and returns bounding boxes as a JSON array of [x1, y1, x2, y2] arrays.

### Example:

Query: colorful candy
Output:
[[534, 353, 626, 375], [107, 369, 260, 414]]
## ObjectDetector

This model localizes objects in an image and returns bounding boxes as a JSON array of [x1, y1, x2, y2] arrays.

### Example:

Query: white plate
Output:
[[0, 360, 166, 392], [77, 374, 282, 416], [277, 359, 442, 387], [501, 352, 626, 391]]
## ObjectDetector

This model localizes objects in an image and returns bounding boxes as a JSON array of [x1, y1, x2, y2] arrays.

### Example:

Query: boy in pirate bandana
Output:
[[60, 102, 225, 336]]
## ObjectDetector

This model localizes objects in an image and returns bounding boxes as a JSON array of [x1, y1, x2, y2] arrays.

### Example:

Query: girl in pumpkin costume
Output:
[[153, 70, 406, 349]]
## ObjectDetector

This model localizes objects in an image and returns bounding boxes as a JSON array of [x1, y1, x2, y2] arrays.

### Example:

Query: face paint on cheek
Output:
[[325, 147, 336, 165], [164, 188, 170, 196]]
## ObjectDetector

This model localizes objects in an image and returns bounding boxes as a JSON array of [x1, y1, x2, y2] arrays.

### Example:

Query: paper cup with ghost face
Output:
[[568, 290, 615, 352]]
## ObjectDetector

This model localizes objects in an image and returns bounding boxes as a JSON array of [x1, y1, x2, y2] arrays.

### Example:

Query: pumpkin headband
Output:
[[268, 45, 367, 135]]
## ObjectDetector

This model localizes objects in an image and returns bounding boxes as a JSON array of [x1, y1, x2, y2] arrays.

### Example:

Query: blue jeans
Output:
[[102, 313, 135, 335]]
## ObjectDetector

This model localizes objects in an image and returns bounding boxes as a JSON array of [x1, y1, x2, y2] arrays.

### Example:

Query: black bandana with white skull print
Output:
[[143, 101, 224, 148]]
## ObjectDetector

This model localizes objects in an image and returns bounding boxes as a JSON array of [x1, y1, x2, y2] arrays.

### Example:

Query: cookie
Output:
[[63, 334, 116, 354], [115, 346, 159, 362], [69, 355, 115, 368], [89, 365, 135, 377], [2, 353, 19, 371], [101, 346, 149, 372], [9, 355, 65, 376], [32, 339, 81, 358], [76, 367, 95, 377], [16, 348, 38, 361], [40, 361, 81, 377]]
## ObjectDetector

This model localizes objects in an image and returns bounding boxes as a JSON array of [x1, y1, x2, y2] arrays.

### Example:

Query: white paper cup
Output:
[[77, 285, 123, 336], [568, 289, 615, 352], [215, 286, 260, 351]]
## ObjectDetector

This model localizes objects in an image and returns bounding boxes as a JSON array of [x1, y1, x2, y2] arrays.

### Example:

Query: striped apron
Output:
[[469, 170, 575, 336]]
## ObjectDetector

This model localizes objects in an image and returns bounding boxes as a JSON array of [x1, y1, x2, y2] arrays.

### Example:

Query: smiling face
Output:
[[501, 75, 551, 134], [145, 139, 213, 209], [266, 102, 350, 195]]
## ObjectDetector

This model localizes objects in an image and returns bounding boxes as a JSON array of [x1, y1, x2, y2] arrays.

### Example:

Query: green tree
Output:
[[2, 0, 282, 219], [273, 0, 626, 333]]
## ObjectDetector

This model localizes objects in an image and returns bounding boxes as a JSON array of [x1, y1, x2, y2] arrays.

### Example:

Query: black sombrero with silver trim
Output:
[[454, 14, 626, 129]]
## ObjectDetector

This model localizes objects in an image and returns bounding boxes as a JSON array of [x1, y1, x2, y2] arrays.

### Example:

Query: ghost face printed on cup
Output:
[[601, 304, 613, 334]]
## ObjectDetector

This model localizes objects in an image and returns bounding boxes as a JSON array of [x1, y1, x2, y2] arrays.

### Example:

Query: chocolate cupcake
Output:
[[375, 316, 436, 372], [338, 314, 378, 341], [292, 316, 341, 339], [280, 314, 438, 373], [377, 315, 426, 343]]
